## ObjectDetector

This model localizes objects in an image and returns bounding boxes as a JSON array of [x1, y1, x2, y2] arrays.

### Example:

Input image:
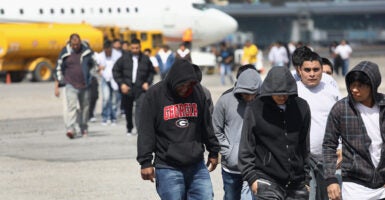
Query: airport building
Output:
[[209, 0, 385, 48]]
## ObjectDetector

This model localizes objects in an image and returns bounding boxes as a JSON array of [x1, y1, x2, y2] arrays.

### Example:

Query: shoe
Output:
[[111, 120, 117, 126], [66, 131, 74, 139], [82, 130, 88, 138], [89, 117, 97, 123], [101, 121, 108, 126], [127, 131, 132, 136]]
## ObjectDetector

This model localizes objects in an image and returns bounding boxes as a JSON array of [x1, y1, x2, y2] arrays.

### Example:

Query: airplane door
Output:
[[162, 6, 175, 28]]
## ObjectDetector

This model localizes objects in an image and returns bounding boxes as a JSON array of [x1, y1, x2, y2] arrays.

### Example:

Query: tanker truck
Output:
[[0, 23, 103, 82]]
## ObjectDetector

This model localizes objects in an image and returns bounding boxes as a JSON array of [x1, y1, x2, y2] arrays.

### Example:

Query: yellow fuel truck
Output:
[[0, 23, 103, 82]]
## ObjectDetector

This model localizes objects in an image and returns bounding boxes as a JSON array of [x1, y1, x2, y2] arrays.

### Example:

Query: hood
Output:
[[259, 67, 297, 97], [233, 68, 262, 95], [345, 61, 381, 102], [165, 59, 198, 93]]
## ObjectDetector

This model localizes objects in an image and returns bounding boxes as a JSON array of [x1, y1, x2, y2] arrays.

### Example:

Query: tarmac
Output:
[[0, 55, 385, 200]]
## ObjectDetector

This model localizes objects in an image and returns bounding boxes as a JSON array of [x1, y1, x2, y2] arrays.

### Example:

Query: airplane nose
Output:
[[210, 9, 238, 36], [221, 12, 238, 35], [194, 9, 238, 46]]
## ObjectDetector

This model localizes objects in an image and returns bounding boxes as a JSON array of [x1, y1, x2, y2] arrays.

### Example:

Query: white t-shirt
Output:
[[343, 182, 385, 200], [334, 44, 352, 60], [98, 49, 122, 90], [297, 80, 341, 156], [356, 103, 381, 168], [132, 55, 139, 83]]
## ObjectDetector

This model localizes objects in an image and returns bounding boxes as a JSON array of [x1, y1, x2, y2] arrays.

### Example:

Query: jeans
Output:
[[342, 59, 350, 76], [101, 78, 118, 122], [122, 91, 144, 132], [65, 84, 90, 133], [222, 169, 254, 200], [220, 63, 234, 85], [254, 178, 308, 200], [155, 160, 213, 200]]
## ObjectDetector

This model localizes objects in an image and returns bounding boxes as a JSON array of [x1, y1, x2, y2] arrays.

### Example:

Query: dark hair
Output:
[[103, 40, 112, 49], [236, 64, 257, 78], [292, 46, 312, 67], [131, 38, 141, 45], [69, 33, 81, 41], [321, 57, 333, 72], [112, 39, 121, 43], [143, 48, 151, 54], [299, 51, 322, 68], [346, 71, 371, 87]]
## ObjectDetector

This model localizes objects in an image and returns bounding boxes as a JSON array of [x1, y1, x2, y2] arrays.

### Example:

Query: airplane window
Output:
[[61, 8, 65, 14], [108, 8, 112, 13], [135, 7, 138, 13], [141, 33, 147, 41], [81, 8, 85, 14], [19, 9, 24, 15], [50, 8, 54, 14], [70, 8, 75, 14], [126, 7, 129, 13], [0, 9, 4, 15], [130, 33, 137, 40], [117, 8, 121, 13], [192, 3, 207, 10], [99, 8, 103, 13], [39, 8, 43, 14]]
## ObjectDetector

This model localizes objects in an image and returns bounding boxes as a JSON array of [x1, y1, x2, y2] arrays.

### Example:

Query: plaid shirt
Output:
[[323, 94, 385, 188]]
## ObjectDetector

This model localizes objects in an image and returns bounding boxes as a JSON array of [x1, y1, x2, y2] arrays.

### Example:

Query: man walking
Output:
[[296, 51, 341, 200], [137, 59, 220, 200], [239, 66, 311, 200], [323, 61, 385, 200], [213, 68, 262, 200], [54, 33, 97, 139], [112, 38, 155, 135]]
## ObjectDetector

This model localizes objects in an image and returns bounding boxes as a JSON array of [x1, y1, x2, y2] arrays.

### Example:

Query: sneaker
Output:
[[111, 120, 117, 126], [126, 131, 133, 136], [66, 131, 74, 139], [89, 117, 97, 123], [82, 130, 88, 138], [101, 121, 108, 126]]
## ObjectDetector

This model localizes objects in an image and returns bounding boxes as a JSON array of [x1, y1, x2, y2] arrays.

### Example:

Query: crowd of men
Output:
[[54, 34, 384, 200]]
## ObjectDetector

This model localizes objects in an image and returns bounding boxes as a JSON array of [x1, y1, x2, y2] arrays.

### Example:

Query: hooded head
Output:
[[260, 66, 297, 101], [165, 59, 199, 97], [345, 61, 381, 105], [233, 68, 262, 101]]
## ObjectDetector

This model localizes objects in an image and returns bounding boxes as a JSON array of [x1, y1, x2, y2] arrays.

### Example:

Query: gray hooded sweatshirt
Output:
[[212, 69, 262, 172]]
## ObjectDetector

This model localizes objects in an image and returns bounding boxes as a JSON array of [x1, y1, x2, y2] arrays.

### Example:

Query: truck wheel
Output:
[[10, 71, 26, 82], [33, 62, 53, 82]]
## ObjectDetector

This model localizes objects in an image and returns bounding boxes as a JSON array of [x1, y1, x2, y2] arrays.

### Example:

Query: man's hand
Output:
[[336, 149, 342, 169], [327, 183, 341, 200], [141, 167, 155, 182], [121, 83, 130, 94], [142, 82, 149, 91], [206, 157, 218, 172], [54, 81, 60, 97], [251, 180, 258, 195]]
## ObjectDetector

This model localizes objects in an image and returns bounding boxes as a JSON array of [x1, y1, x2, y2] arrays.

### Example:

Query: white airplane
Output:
[[0, 0, 238, 48]]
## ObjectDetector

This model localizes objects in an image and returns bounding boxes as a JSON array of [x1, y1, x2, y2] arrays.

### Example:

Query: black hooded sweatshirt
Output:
[[239, 67, 311, 187], [137, 59, 220, 169]]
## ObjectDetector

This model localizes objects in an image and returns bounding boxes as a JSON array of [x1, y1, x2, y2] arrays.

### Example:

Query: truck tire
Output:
[[33, 61, 53, 82]]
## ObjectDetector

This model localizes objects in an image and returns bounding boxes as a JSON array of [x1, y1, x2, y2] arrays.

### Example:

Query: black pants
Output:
[[255, 178, 308, 200], [122, 90, 144, 133], [309, 156, 329, 200], [88, 77, 99, 119]]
